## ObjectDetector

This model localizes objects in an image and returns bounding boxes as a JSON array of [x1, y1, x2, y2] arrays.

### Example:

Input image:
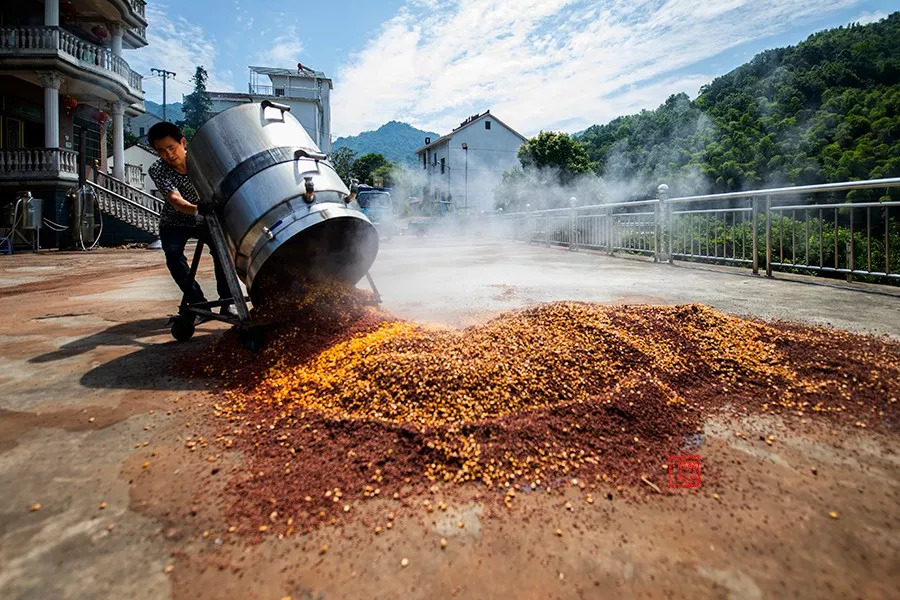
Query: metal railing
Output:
[[503, 177, 900, 283], [89, 172, 162, 235], [0, 148, 78, 181], [509, 199, 663, 258], [0, 27, 143, 95], [248, 84, 320, 99]]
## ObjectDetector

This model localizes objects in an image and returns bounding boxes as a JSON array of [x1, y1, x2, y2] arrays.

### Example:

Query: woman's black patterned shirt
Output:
[[148, 158, 200, 228]]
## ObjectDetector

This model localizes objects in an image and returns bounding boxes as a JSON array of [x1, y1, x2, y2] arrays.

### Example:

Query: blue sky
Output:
[[128, 1, 896, 138]]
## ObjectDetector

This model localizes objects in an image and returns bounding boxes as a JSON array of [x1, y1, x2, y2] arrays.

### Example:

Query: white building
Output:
[[207, 65, 332, 153], [0, 0, 148, 226], [126, 110, 162, 143], [109, 142, 156, 191], [415, 111, 526, 213]]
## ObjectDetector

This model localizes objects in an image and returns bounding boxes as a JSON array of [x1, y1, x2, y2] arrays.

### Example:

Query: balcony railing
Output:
[[0, 148, 78, 181], [130, 0, 147, 19], [123, 163, 144, 188], [0, 27, 143, 95], [248, 83, 320, 100]]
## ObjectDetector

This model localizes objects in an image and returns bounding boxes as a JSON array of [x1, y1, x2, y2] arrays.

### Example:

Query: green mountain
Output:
[[577, 12, 900, 197], [143, 100, 184, 123], [333, 121, 440, 165]]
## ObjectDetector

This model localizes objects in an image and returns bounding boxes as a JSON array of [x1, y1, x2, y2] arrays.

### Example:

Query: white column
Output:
[[112, 102, 125, 179], [37, 72, 63, 148], [45, 0, 59, 26], [110, 24, 123, 57]]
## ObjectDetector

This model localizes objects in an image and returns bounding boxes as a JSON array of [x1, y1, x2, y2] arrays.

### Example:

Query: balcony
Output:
[[0, 27, 143, 100], [129, 0, 147, 20], [124, 24, 148, 49], [123, 0, 149, 48], [0, 148, 78, 184], [248, 83, 320, 101]]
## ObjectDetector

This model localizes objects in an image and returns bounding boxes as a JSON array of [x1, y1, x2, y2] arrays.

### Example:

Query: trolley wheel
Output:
[[239, 327, 265, 352], [171, 316, 196, 342]]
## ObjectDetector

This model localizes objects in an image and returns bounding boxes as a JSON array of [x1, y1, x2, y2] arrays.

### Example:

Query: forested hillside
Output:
[[577, 12, 900, 197], [333, 121, 438, 166]]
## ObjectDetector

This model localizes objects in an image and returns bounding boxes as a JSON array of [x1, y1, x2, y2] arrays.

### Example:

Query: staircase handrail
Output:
[[95, 172, 165, 211], [85, 180, 161, 217]]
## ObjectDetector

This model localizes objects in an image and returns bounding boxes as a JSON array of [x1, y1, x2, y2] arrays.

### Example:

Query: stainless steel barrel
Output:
[[186, 101, 378, 300], [21, 196, 43, 230]]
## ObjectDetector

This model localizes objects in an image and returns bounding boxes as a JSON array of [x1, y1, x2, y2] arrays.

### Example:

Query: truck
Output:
[[356, 185, 396, 239]]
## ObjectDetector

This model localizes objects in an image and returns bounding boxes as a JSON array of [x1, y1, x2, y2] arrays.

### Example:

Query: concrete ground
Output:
[[0, 236, 898, 599]]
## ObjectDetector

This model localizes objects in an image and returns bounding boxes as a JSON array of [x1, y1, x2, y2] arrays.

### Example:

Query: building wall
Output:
[[109, 145, 157, 191], [418, 115, 525, 212], [126, 112, 162, 141], [450, 117, 524, 212]]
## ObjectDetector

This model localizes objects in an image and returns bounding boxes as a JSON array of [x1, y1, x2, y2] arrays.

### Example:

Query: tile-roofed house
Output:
[[415, 111, 527, 213]]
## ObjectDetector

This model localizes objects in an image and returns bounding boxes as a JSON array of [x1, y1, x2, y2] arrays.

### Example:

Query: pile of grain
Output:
[[192, 285, 900, 535]]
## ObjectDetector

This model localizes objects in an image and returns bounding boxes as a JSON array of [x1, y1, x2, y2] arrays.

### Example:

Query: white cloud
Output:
[[252, 26, 304, 68], [128, 2, 235, 105], [852, 10, 888, 25], [331, 0, 862, 137]]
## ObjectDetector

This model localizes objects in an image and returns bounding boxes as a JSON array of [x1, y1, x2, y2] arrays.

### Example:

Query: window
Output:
[[139, 127, 145, 137], [433, 153, 437, 166], [485, 121, 491, 130], [440, 157, 445, 174], [422, 153, 426, 169], [5, 118, 24, 149], [275, 88, 285, 97], [74, 119, 102, 166]]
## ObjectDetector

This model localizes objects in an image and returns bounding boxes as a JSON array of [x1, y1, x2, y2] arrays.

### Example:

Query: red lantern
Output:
[[63, 95, 78, 114], [91, 25, 109, 39], [97, 111, 109, 125]]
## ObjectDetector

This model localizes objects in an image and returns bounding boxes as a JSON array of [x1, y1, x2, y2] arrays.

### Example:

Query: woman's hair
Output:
[[147, 122, 185, 146]]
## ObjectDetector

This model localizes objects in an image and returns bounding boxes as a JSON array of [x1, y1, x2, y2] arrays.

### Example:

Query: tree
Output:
[[371, 164, 394, 187], [517, 131, 593, 185], [180, 66, 212, 137], [330, 146, 356, 183], [351, 153, 390, 186], [494, 167, 536, 211], [576, 12, 900, 193]]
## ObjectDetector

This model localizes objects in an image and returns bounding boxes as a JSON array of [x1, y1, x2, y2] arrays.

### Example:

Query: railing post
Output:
[[569, 207, 577, 251], [751, 196, 759, 274], [653, 201, 659, 262], [657, 184, 670, 264], [848, 206, 854, 282], [544, 212, 550, 248], [569, 197, 577, 251], [607, 208, 614, 255], [765, 195, 772, 277]]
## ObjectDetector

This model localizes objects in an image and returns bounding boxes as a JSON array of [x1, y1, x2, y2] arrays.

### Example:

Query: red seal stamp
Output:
[[667, 455, 701, 489]]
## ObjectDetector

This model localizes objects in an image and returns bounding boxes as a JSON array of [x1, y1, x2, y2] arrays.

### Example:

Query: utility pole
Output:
[[461, 143, 468, 214], [150, 68, 176, 121]]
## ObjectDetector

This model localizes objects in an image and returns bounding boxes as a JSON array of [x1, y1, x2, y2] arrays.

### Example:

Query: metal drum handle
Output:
[[261, 99, 291, 112], [294, 148, 327, 160]]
